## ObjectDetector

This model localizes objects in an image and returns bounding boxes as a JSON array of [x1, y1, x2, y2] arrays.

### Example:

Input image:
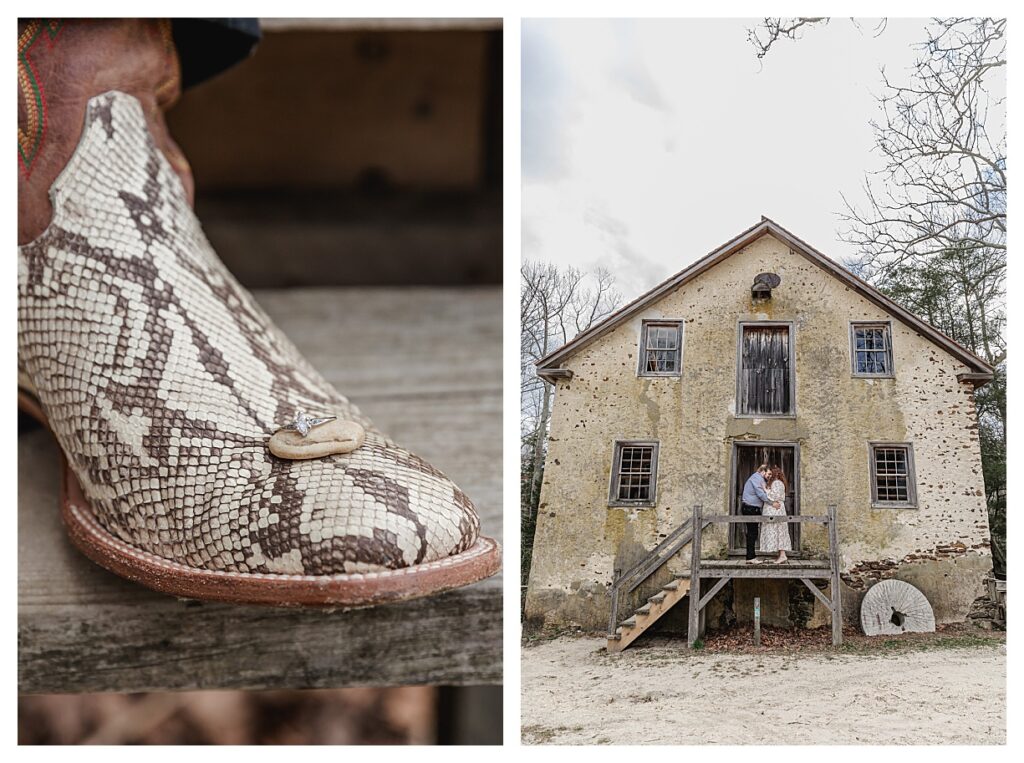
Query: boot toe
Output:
[[247, 433, 480, 576]]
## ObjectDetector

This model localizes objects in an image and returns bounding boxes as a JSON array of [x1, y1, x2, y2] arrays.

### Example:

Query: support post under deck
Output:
[[827, 504, 843, 646], [687, 504, 703, 648]]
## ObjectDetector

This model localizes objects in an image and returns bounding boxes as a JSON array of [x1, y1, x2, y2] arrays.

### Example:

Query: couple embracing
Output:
[[740, 464, 792, 564]]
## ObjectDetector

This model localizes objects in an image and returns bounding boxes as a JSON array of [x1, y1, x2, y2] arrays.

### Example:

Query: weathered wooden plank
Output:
[[607, 577, 691, 653], [704, 514, 829, 524], [702, 559, 830, 569], [624, 519, 709, 593], [800, 577, 833, 610], [753, 596, 761, 646], [169, 30, 490, 191], [699, 567, 832, 579], [607, 516, 708, 637], [687, 505, 703, 648], [737, 324, 792, 415], [18, 287, 502, 694], [252, 287, 502, 401], [697, 577, 729, 611], [828, 504, 843, 646]]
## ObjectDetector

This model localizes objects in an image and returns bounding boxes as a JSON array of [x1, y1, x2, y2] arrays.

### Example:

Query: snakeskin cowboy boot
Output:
[[17, 90, 500, 606]]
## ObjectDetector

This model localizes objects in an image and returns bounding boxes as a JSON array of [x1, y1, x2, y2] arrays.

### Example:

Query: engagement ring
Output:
[[281, 411, 337, 437]]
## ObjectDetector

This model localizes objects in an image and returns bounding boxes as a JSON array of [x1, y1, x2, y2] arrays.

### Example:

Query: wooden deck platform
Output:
[[689, 505, 842, 647], [699, 559, 832, 578], [18, 287, 502, 694], [608, 505, 842, 652]]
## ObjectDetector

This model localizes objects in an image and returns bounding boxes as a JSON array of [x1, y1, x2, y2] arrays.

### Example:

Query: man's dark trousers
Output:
[[741, 503, 762, 560]]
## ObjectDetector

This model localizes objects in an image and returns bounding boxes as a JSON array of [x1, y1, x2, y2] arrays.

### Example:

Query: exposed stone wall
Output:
[[524, 233, 991, 632]]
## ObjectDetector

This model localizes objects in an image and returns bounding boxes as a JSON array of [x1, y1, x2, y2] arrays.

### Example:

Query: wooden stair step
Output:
[[605, 513, 707, 654], [609, 576, 695, 653]]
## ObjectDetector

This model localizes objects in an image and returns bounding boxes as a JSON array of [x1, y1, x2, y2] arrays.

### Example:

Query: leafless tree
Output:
[[840, 18, 1005, 276], [747, 17, 830, 59], [749, 16, 1006, 362], [748, 18, 888, 60], [521, 261, 619, 527], [749, 16, 1007, 573], [749, 17, 1006, 275]]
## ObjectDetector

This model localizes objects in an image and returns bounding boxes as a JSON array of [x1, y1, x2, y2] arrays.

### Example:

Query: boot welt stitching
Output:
[[67, 501, 496, 582]]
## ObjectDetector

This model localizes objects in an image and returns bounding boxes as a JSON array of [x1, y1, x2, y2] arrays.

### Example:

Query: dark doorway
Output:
[[730, 442, 800, 554]]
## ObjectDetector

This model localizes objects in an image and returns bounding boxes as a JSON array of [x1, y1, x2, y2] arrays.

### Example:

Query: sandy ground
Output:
[[521, 636, 1006, 745]]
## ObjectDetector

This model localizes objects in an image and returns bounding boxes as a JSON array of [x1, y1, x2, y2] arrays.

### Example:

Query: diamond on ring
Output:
[[283, 411, 337, 438]]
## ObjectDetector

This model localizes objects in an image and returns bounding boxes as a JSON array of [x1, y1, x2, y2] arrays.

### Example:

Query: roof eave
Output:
[[535, 218, 771, 370], [762, 221, 995, 376], [957, 371, 994, 388], [535, 217, 994, 377], [536, 367, 573, 384]]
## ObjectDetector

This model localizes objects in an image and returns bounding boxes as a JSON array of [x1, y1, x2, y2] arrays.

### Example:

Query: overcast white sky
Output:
[[522, 18, 930, 298]]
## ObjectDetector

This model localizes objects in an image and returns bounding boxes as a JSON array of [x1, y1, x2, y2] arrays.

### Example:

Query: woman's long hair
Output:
[[769, 465, 788, 492]]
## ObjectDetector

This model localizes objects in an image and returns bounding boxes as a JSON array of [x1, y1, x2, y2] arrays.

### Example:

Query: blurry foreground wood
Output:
[[19, 687, 437, 744]]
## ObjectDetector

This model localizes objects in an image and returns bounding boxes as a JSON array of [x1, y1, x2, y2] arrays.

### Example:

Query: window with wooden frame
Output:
[[851, 322, 894, 377], [609, 440, 659, 506], [869, 443, 918, 508], [638, 320, 683, 377], [736, 323, 794, 415]]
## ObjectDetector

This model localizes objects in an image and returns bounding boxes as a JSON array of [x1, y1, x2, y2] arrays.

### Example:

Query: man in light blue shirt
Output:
[[740, 464, 781, 562]]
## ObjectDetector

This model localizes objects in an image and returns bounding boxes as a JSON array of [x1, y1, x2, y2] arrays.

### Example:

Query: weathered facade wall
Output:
[[525, 233, 991, 632]]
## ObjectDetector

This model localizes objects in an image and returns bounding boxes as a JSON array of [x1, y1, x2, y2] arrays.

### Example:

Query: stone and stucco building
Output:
[[525, 218, 993, 633]]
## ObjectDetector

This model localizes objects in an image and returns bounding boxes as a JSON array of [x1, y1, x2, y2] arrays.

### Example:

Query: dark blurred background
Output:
[[169, 17, 502, 288], [19, 17, 502, 746]]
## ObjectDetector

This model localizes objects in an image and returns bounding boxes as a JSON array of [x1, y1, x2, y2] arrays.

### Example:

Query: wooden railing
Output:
[[606, 515, 711, 636], [687, 504, 842, 646]]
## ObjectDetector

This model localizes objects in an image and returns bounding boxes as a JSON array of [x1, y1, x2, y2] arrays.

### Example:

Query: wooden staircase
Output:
[[606, 504, 844, 652], [605, 511, 709, 653], [607, 572, 691, 652]]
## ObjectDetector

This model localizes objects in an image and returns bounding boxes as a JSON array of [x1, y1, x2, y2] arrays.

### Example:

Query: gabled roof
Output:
[[536, 217, 994, 383]]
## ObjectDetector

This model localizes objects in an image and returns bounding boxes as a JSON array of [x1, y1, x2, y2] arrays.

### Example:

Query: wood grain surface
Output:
[[167, 30, 489, 190], [18, 287, 502, 694]]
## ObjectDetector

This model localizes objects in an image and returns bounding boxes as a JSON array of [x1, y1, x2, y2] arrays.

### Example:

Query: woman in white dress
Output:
[[760, 466, 792, 563]]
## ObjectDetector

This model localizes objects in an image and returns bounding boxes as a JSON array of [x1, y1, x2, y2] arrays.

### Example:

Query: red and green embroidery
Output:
[[18, 19, 64, 178]]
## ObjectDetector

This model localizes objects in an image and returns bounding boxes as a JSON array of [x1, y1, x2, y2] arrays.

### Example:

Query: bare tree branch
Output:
[[749, 17, 1006, 571], [838, 18, 1005, 274], [747, 17, 829, 59], [520, 261, 620, 530]]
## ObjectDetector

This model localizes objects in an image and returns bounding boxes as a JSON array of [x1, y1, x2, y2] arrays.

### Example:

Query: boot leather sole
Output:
[[18, 389, 501, 608]]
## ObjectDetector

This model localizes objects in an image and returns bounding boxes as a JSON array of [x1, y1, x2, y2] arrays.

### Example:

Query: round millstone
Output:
[[860, 579, 935, 636]]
